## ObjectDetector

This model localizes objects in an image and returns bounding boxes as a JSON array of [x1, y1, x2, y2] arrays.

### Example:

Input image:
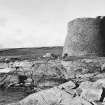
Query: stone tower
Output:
[[63, 16, 105, 58]]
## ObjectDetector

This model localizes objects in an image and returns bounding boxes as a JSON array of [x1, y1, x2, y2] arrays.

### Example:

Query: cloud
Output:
[[0, 17, 8, 27], [0, 44, 3, 48], [0, 0, 105, 48]]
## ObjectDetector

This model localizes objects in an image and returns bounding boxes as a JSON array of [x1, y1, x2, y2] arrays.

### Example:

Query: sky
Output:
[[0, 0, 105, 48]]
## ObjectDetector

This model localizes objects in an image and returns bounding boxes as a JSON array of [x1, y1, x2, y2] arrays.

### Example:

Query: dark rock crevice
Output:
[[99, 87, 105, 102]]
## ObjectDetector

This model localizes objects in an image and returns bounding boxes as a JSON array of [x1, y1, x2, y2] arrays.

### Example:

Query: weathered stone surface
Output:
[[76, 79, 105, 102], [58, 80, 75, 89], [94, 79, 105, 88], [63, 16, 105, 57], [7, 79, 105, 105], [7, 87, 72, 105], [6, 81, 75, 105], [69, 97, 92, 105], [61, 57, 105, 81]]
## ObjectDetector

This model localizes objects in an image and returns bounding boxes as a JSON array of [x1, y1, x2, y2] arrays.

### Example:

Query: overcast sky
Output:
[[0, 0, 105, 48]]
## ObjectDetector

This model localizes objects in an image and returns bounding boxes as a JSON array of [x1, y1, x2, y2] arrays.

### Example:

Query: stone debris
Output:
[[4, 57, 105, 105]]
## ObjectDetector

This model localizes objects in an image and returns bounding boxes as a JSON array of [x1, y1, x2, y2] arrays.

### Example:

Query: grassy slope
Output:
[[0, 46, 63, 56]]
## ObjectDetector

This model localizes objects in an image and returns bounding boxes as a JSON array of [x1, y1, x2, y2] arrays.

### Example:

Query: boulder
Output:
[[76, 79, 105, 102], [7, 87, 73, 105], [94, 79, 105, 88], [58, 80, 75, 89], [7, 81, 76, 105], [7, 79, 105, 105]]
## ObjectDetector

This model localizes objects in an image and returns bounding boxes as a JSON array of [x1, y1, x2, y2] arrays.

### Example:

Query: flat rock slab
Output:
[[7, 78, 105, 105]]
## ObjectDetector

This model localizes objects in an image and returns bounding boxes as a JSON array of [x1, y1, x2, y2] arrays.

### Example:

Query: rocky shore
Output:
[[2, 16, 105, 105], [5, 57, 105, 105]]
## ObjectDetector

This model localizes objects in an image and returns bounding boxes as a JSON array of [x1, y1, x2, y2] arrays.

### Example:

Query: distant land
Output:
[[0, 46, 63, 57]]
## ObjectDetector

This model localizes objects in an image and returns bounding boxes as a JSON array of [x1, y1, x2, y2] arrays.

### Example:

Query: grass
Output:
[[0, 46, 63, 56], [0, 46, 63, 61]]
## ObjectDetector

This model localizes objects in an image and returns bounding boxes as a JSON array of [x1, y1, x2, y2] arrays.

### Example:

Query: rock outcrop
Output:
[[7, 79, 105, 105]]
